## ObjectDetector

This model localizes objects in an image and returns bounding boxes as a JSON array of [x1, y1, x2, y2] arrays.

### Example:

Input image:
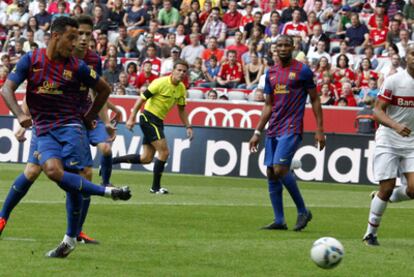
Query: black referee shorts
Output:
[[139, 110, 165, 145]]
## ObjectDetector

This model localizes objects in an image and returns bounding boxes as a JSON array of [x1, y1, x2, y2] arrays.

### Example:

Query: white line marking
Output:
[[2, 237, 37, 242]]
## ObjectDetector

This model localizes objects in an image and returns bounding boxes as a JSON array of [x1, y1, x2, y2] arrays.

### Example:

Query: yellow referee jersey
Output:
[[141, 76, 187, 120]]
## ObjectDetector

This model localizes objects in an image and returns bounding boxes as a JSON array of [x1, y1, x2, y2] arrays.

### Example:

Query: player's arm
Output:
[[14, 96, 30, 142], [177, 104, 193, 140], [249, 92, 273, 153], [126, 95, 146, 131], [374, 99, 411, 137], [106, 100, 122, 123], [308, 87, 326, 150]]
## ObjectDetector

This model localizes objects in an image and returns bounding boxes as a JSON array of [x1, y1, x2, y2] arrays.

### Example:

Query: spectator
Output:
[[368, 1, 388, 30], [3, 25, 25, 55], [396, 29, 412, 58], [263, 23, 279, 55], [386, 19, 401, 47], [369, 16, 388, 56], [320, 83, 335, 105], [280, 0, 307, 23], [126, 62, 139, 87], [243, 11, 265, 43], [379, 53, 403, 86], [307, 40, 331, 65], [282, 8, 308, 39], [313, 56, 332, 85], [0, 65, 8, 87], [143, 43, 162, 75], [356, 58, 378, 90], [108, 0, 126, 30], [201, 55, 221, 88], [403, 0, 414, 26], [138, 32, 162, 60], [246, 26, 265, 54], [161, 46, 181, 75], [181, 33, 205, 66], [92, 5, 109, 35], [293, 37, 307, 62], [96, 32, 108, 56], [333, 54, 355, 91], [174, 23, 186, 47], [115, 86, 126, 95], [22, 29, 44, 52], [51, 0, 70, 21], [114, 71, 138, 95], [345, 13, 369, 54], [356, 78, 378, 106], [336, 5, 352, 37], [217, 50, 243, 89], [305, 11, 320, 36], [306, 24, 330, 56], [158, 0, 181, 34], [183, 11, 200, 34], [199, 1, 212, 26], [240, 3, 254, 31], [355, 96, 377, 134], [71, 4, 83, 17], [264, 11, 282, 36], [226, 30, 249, 62], [123, 0, 146, 37], [7, 0, 29, 29], [222, 0, 242, 36], [160, 33, 178, 58], [239, 51, 263, 90], [135, 60, 157, 92], [336, 97, 348, 106], [24, 16, 44, 43], [206, 89, 218, 100], [9, 39, 24, 65], [355, 45, 379, 70], [320, 0, 342, 38], [188, 57, 206, 87], [34, 0, 51, 32], [201, 36, 224, 63], [48, 0, 70, 15], [0, 54, 11, 72], [103, 56, 123, 89], [304, 0, 327, 15], [332, 40, 354, 68], [338, 81, 357, 106], [115, 25, 139, 58], [261, 0, 277, 26], [184, 21, 205, 45], [344, 0, 363, 12], [88, 36, 96, 52], [201, 7, 226, 45]]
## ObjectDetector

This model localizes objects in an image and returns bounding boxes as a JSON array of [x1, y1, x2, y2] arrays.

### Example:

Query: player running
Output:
[[363, 44, 414, 246], [0, 16, 131, 258], [249, 35, 325, 231], [112, 59, 193, 194]]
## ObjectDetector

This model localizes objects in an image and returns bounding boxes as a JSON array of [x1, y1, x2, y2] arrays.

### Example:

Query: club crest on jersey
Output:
[[90, 69, 97, 79], [273, 84, 289, 94], [63, 70, 72, 80], [288, 72, 296, 80]]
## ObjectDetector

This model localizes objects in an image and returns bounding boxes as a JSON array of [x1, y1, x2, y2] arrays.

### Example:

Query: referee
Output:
[[113, 59, 193, 194]]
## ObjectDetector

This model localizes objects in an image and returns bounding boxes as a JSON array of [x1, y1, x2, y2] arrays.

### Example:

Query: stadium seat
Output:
[[227, 91, 246, 101], [188, 89, 204, 99]]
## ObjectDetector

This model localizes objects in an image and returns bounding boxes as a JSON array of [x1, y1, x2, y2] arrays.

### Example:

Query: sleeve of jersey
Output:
[[7, 53, 31, 85], [142, 78, 159, 100], [177, 84, 187, 106], [263, 71, 272, 95], [378, 77, 393, 103], [76, 60, 100, 88], [96, 57, 103, 76], [301, 66, 317, 90]]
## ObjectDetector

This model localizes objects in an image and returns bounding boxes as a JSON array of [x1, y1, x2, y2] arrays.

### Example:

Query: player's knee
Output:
[[140, 155, 153, 164], [43, 164, 64, 182], [266, 168, 275, 179], [99, 143, 112, 156], [81, 167, 93, 181], [158, 148, 170, 160], [24, 164, 42, 181]]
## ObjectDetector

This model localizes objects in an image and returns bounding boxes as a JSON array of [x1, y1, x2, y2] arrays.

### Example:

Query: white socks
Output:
[[104, 187, 114, 197], [63, 234, 76, 248], [389, 186, 411, 203], [365, 195, 388, 237]]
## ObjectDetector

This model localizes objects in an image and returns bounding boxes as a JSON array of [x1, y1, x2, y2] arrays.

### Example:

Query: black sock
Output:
[[152, 159, 166, 191], [112, 154, 141, 164]]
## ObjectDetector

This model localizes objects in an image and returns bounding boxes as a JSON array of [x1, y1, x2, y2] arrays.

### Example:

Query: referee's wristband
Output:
[[254, 130, 261, 136]]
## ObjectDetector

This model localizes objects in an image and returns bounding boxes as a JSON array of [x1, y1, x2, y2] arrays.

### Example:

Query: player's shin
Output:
[[100, 153, 113, 186], [112, 154, 142, 164], [77, 195, 91, 236], [281, 172, 307, 215], [365, 194, 388, 237], [60, 172, 106, 196], [152, 158, 166, 191], [66, 191, 83, 239], [268, 179, 285, 224]]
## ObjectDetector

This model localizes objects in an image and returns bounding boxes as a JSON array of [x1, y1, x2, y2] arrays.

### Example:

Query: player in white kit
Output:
[[363, 44, 414, 246]]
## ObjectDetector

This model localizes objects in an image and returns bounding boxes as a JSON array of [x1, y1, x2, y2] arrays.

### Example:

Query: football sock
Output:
[[152, 159, 166, 191], [268, 179, 285, 224], [66, 191, 82, 238], [0, 174, 34, 220], [389, 186, 411, 203], [60, 172, 105, 196], [77, 195, 91, 236], [100, 154, 113, 185], [281, 172, 307, 215], [63, 234, 76, 248], [365, 195, 387, 237], [112, 154, 141, 164]]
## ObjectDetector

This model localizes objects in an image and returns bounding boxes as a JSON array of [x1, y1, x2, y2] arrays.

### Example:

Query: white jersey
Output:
[[376, 70, 414, 149]]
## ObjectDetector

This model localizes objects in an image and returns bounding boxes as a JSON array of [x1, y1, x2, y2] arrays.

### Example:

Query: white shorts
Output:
[[373, 145, 414, 182]]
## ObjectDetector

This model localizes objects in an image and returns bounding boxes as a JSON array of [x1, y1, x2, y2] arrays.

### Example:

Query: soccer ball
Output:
[[310, 237, 344, 269]]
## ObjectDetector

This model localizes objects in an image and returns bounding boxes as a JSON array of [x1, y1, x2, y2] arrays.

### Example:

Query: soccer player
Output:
[[363, 44, 414, 246], [248, 35, 325, 231], [0, 17, 131, 258], [112, 59, 193, 194]]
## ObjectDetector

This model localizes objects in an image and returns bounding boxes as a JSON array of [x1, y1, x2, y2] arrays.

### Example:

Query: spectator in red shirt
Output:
[[225, 30, 249, 62], [143, 43, 162, 75], [356, 58, 379, 90], [282, 8, 308, 39], [222, 0, 242, 35], [48, 0, 70, 14], [201, 36, 224, 63], [337, 81, 357, 106], [199, 1, 212, 27], [240, 3, 254, 30], [369, 16, 388, 55], [368, 2, 389, 30], [126, 62, 139, 87], [333, 54, 355, 93], [217, 50, 243, 89], [135, 60, 158, 93]]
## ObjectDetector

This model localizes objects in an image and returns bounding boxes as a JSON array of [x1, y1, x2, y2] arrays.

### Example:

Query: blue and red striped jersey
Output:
[[8, 48, 100, 135], [264, 59, 315, 136], [79, 49, 103, 114]]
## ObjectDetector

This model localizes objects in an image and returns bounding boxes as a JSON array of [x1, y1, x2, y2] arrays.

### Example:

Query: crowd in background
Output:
[[0, 0, 412, 107]]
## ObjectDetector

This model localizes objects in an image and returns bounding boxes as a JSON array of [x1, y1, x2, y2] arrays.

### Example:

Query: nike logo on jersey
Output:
[[280, 158, 287, 162], [69, 161, 79, 166]]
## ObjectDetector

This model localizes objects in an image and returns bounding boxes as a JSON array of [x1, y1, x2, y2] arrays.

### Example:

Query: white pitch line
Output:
[[0, 199, 413, 209], [2, 237, 37, 242]]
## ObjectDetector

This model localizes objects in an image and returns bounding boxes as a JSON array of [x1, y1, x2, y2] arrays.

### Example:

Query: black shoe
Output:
[[363, 233, 379, 246], [150, 187, 169, 194], [261, 222, 288, 230], [293, 210, 312, 231], [111, 186, 132, 200], [45, 242, 75, 258]]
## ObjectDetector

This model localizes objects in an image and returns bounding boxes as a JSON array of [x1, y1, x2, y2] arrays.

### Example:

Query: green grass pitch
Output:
[[1, 163, 414, 276]]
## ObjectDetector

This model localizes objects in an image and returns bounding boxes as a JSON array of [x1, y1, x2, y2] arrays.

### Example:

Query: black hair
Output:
[[173, 59, 189, 70], [336, 54, 349, 68], [276, 35, 294, 46], [75, 15, 93, 28], [50, 16, 78, 33]]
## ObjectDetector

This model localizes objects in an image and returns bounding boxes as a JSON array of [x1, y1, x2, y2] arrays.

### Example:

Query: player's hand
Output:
[[249, 134, 260, 153], [186, 127, 193, 141], [126, 118, 135, 131], [17, 113, 32, 128], [315, 130, 326, 150], [111, 109, 122, 124], [14, 127, 26, 142], [105, 123, 117, 142], [395, 124, 411, 137], [84, 117, 97, 130]]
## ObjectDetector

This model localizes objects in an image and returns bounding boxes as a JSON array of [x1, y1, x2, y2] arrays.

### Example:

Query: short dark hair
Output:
[[173, 59, 189, 70], [227, 50, 237, 56], [51, 16, 78, 33], [75, 15, 93, 28], [276, 35, 294, 46], [212, 7, 220, 13]]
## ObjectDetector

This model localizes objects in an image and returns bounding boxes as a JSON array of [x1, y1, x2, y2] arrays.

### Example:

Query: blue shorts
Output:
[[87, 119, 109, 146], [27, 129, 39, 165], [37, 125, 86, 171], [264, 134, 302, 167]]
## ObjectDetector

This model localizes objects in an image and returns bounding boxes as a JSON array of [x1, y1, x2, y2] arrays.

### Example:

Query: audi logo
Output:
[[188, 107, 262, 128]]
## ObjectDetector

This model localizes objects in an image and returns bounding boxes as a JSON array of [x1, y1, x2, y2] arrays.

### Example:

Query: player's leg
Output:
[[363, 147, 399, 246], [149, 138, 169, 194], [388, 152, 414, 202], [98, 142, 113, 186]]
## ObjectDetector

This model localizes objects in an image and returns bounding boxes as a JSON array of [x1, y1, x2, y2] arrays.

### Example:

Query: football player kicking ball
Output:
[[0, 17, 131, 258], [363, 44, 414, 246], [112, 59, 193, 194], [249, 35, 325, 231]]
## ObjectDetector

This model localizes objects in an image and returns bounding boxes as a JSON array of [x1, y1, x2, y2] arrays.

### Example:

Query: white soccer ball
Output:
[[310, 237, 344, 269]]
